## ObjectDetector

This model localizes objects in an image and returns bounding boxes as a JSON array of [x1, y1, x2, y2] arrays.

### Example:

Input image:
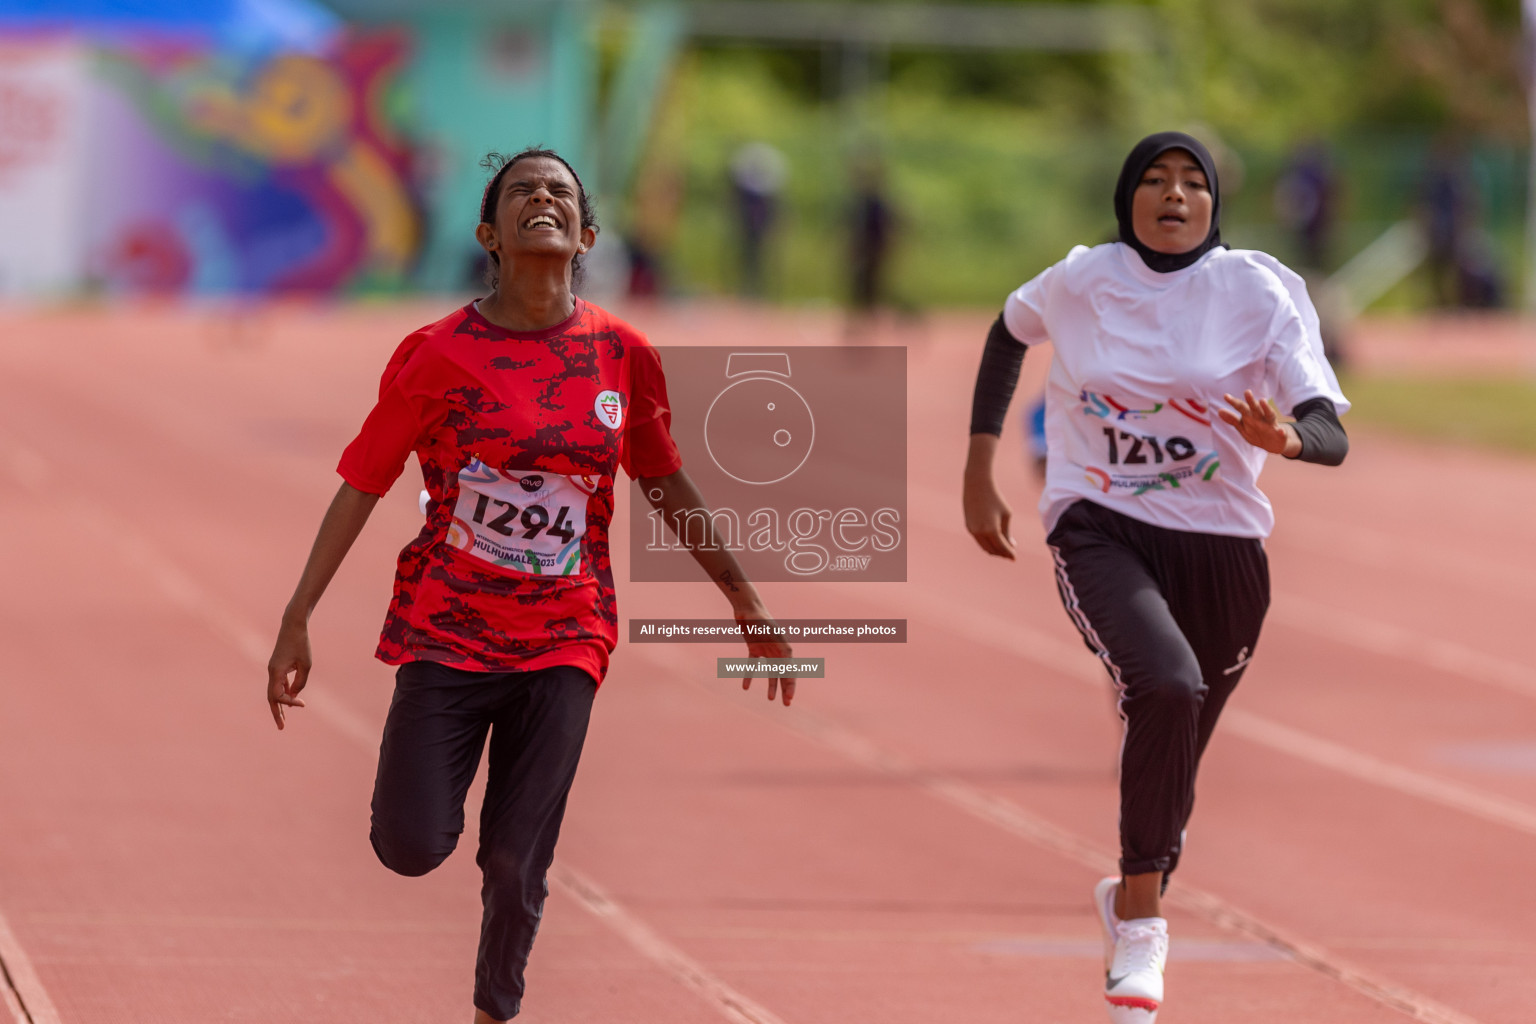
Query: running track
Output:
[[0, 302, 1531, 1023]]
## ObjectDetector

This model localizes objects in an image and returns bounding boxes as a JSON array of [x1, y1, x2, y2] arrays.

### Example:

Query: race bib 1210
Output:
[[1066, 391, 1221, 497], [446, 461, 599, 575]]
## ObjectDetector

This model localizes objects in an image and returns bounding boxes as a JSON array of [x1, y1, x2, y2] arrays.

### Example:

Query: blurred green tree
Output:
[[624, 0, 1527, 306]]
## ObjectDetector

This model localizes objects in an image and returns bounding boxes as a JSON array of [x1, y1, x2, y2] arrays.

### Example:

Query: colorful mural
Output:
[[78, 32, 422, 295], [2, 0, 617, 298]]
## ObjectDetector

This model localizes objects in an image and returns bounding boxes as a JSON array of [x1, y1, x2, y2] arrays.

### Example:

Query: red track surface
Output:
[[0, 302, 1532, 1023]]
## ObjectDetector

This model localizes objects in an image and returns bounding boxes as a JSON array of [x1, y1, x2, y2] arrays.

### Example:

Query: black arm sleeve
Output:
[[970, 314, 1028, 436], [1288, 396, 1348, 466]]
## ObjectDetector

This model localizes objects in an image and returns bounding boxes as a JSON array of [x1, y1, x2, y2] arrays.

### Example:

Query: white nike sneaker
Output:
[[1092, 876, 1122, 968], [1104, 917, 1168, 1023]]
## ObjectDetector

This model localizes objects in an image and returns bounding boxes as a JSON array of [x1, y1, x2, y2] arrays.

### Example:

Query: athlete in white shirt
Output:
[[963, 132, 1348, 1024]]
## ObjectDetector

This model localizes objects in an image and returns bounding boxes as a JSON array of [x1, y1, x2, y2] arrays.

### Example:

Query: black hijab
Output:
[[1114, 131, 1223, 273]]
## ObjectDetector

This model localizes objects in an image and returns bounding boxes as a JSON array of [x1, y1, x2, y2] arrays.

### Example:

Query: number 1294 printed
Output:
[[447, 463, 595, 575]]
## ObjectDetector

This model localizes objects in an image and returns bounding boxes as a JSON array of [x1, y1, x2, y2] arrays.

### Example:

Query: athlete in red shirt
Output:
[[265, 147, 793, 1024]]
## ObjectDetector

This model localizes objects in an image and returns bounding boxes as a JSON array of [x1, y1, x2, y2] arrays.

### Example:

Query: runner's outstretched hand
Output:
[[963, 434, 1016, 560], [963, 474, 1016, 560], [735, 601, 795, 707], [964, 481, 1016, 559], [265, 482, 379, 731], [1218, 390, 1302, 458], [266, 619, 311, 729]]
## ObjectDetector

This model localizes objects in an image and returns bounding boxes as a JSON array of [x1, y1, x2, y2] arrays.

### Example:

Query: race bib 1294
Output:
[[446, 461, 600, 575], [1066, 391, 1221, 497]]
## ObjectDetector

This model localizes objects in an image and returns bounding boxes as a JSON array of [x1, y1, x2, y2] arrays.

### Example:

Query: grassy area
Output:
[[1340, 372, 1536, 456]]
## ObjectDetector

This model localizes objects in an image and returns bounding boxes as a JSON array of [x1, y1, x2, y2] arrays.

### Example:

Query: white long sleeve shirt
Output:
[[1004, 243, 1348, 539]]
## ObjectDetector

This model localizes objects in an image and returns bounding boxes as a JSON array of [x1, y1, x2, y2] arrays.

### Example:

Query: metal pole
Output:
[[1525, 0, 1536, 312]]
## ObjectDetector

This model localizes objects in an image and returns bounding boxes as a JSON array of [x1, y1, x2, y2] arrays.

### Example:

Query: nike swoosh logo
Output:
[[1106, 973, 1129, 988]]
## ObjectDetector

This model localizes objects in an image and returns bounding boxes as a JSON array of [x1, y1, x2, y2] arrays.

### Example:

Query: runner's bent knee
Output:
[[1131, 646, 1204, 711], [370, 819, 460, 876]]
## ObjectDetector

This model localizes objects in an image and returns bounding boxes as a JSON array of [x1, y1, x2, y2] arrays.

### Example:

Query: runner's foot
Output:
[[1104, 917, 1168, 1023], [1092, 876, 1122, 968]]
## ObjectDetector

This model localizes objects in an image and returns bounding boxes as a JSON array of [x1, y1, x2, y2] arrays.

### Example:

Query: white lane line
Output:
[[1222, 710, 1536, 838], [551, 865, 789, 1024], [1269, 595, 1536, 702], [0, 909, 61, 1024], [910, 493, 1536, 706], [108, 531, 382, 753], [1278, 507, 1532, 600], [0, 983, 22, 1024], [834, 565, 1536, 843], [10, 429, 382, 758], [38, 479, 792, 1024], [0, 444, 65, 1024], [636, 645, 1485, 1024]]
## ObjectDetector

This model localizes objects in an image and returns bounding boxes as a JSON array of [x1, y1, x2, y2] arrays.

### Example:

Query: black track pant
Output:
[[1046, 500, 1270, 878], [369, 661, 596, 1021]]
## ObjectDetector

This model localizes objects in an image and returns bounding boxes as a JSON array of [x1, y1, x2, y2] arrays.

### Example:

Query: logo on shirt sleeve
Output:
[[595, 389, 624, 430]]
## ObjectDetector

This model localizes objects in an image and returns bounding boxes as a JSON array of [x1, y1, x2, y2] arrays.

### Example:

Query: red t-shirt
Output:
[[337, 299, 682, 682]]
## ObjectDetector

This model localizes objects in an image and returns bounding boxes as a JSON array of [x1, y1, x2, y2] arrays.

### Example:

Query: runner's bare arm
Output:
[[639, 468, 796, 707], [266, 482, 382, 730], [963, 433, 1017, 560], [1217, 390, 1302, 457]]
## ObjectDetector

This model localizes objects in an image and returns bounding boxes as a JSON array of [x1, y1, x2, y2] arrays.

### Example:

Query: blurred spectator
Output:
[[625, 161, 684, 299], [848, 150, 896, 312], [1417, 137, 1502, 308], [1302, 270, 1352, 371], [1420, 139, 1469, 307], [1455, 229, 1505, 309], [625, 238, 664, 299], [1274, 140, 1337, 271], [729, 141, 786, 297]]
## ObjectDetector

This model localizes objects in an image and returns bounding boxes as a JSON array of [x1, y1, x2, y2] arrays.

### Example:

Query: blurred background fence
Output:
[[0, 0, 1526, 312]]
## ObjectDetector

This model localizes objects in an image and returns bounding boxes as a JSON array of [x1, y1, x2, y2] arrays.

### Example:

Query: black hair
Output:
[[1113, 131, 1223, 273], [478, 146, 598, 288]]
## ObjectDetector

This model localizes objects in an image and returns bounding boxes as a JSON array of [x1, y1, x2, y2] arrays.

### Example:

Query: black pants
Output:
[[1046, 500, 1269, 878], [369, 661, 596, 1021]]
